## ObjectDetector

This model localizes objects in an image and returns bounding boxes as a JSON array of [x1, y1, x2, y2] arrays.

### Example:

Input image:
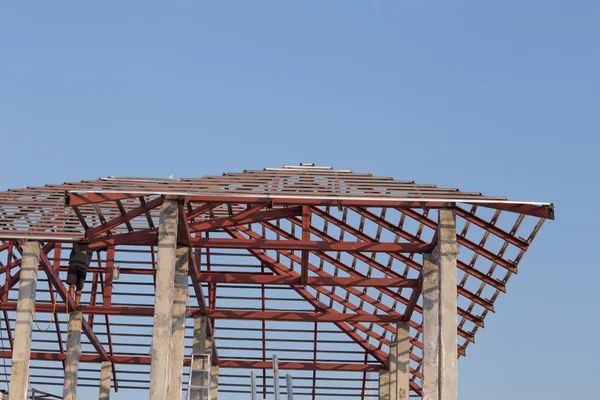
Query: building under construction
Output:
[[0, 164, 554, 399]]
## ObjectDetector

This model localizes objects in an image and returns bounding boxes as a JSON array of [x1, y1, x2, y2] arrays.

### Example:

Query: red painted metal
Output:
[[0, 165, 553, 397], [85, 196, 164, 239], [196, 272, 418, 288], [189, 206, 301, 232], [204, 309, 401, 323], [85, 232, 434, 253], [37, 246, 110, 361]]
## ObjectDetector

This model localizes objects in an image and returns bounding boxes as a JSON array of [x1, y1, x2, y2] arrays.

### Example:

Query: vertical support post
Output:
[[99, 361, 112, 400], [169, 246, 189, 400], [210, 365, 219, 400], [149, 199, 179, 400], [394, 322, 410, 400], [300, 206, 310, 286], [9, 241, 39, 400], [63, 311, 83, 400], [438, 208, 458, 400], [285, 374, 293, 400], [190, 316, 212, 400], [422, 252, 438, 400], [378, 369, 390, 400], [388, 333, 397, 400], [422, 207, 458, 400], [250, 371, 257, 400], [273, 355, 280, 400]]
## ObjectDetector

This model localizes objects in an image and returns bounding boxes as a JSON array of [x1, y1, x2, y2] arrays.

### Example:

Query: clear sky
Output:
[[1, 1, 598, 399]]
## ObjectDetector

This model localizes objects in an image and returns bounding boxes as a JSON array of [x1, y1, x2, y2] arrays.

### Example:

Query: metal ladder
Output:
[[186, 353, 212, 400]]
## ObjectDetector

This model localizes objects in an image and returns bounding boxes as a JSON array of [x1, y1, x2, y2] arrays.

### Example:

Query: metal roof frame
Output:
[[0, 164, 553, 398]]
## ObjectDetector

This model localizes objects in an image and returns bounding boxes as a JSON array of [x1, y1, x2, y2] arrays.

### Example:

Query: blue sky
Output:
[[1, 1, 598, 399]]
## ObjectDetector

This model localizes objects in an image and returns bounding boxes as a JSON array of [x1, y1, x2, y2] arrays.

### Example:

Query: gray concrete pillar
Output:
[[388, 331, 397, 400], [169, 246, 189, 400], [210, 365, 219, 400], [63, 311, 83, 400], [393, 322, 410, 400], [422, 251, 439, 400], [9, 241, 39, 400], [438, 208, 458, 400], [379, 369, 390, 400], [98, 361, 111, 400], [190, 316, 210, 400], [149, 200, 179, 400], [422, 208, 458, 400], [190, 316, 217, 400]]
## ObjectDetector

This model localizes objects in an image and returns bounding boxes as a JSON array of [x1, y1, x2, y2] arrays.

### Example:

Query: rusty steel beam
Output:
[[351, 206, 507, 293], [400, 208, 518, 274], [37, 247, 110, 361], [301, 205, 311, 286], [283, 216, 481, 340], [66, 190, 553, 219], [84, 231, 433, 253], [188, 247, 220, 364], [177, 204, 192, 246], [188, 238, 432, 253], [197, 272, 419, 288], [455, 207, 530, 250], [186, 202, 221, 221], [224, 228, 390, 365], [189, 206, 301, 232], [84, 196, 164, 239], [0, 351, 383, 371], [218, 359, 382, 372], [204, 309, 401, 323]]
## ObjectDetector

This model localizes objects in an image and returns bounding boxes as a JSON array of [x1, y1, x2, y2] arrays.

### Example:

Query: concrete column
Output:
[[169, 246, 189, 400], [190, 316, 211, 400], [149, 200, 179, 400], [388, 330, 397, 400], [378, 369, 390, 400], [210, 365, 219, 400], [422, 208, 458, 400], [438, 208, 458, 400], [63, 311, 83, 400], [9, 241, 39, 400], [393, 322, 410, 400], [98, 361, 112, 400]]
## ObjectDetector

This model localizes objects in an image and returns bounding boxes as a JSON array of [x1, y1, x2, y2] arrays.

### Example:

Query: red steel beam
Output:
[[186, 202, 221, 221], [0, 351, 382, 371], [455, 206, 530, 250], [204, 309, 401, 323], [350, 206, 506, 293], [337, 207, 497, 311], [189, 238, 432, 253], [197, 272, 419, 288], [225, 228, 391, 365], [226, 227, 398, 363], [84, 232, 433, 253], [64, 191, 556, 220], [400, 208, 518, 274], [301, 205, 310, 286], [84, 196, 164, 239], [177, 204, 192, 246], [189, 206, 301, 232], [0, 302, 400, 322], [283, 217, 480, 341], [37, 247, 110, 361], [67, 192, 140, 206], [219, 359, 383, 372]]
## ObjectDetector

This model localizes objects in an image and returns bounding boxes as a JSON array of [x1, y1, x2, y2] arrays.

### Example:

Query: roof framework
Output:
[[0, 164, 553, 398]]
